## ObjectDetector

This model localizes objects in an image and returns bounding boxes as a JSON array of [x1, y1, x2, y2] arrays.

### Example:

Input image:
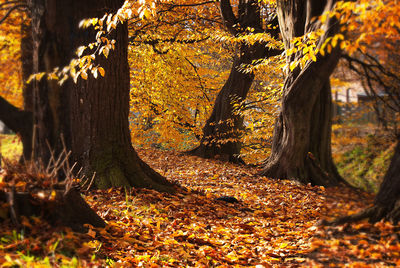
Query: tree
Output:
[[26, 0, 175, 191], [323, 0, 400, 223], [189, 0, 280, 163], [0, 0, 104, 231], [127, 0, 226, 150], [260, 0, 345, 186]]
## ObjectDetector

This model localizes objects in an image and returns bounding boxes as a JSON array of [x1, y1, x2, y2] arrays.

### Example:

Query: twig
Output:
[[85, 172, 96, 192]]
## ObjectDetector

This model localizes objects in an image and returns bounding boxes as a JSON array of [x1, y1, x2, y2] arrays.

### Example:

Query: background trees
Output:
[[1, 0, 399, 204], [188, 0, 281, 163], [126, 0, 283, 164]]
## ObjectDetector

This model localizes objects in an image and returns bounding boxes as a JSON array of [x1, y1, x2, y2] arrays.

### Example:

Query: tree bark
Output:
[[69, 0, 173, 191], [260, 0, 345, 186], [27, 0, 173, 191], [190, 49, 257, 163], [190, 0, 280, 163], [21, 19, 34, 113], [29, 0, 72, 164], [20, 17, 34, 160], [0, 187, 105, 231], [27, 0, 174, 191]]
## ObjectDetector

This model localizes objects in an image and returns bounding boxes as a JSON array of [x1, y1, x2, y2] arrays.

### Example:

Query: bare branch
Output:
[[0, 3, 27, 25]]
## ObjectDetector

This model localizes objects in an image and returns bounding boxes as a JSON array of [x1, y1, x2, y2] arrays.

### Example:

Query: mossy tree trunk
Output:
[[260, 0, 345, 186], [189, 0, 280, 163], [70, 0, 173, 191], [28, 0, 174, 191]]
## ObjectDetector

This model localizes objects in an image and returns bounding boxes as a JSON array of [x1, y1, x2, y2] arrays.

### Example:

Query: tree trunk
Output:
[[190, 49, 256, 163], [70, 0, 173, 191], [20, 18, 34, 160], [260, 0, 345, 186], [28, 0, 174, 191], [29, 0, 72, 164], [21, 19, 34, 113], [367, 138, 400, 223], [190, 0, 280, 163], [0, 187, 105, 231], [363, 143, 400, 222]]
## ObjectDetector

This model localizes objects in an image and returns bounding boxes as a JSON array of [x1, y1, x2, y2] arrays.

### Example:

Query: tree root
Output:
[[320, 203, 400, 226], [185, 144, 246, 165]]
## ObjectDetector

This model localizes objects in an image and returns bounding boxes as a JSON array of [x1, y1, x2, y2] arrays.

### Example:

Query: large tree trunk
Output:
[[260, 0, 345, 186], [21, 19, 34, 113], [28, 0, 174, 191], [69, 0, 173, 191], [190, 0, 280, 163]]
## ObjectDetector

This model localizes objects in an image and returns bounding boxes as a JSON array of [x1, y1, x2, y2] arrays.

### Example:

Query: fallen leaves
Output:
[[1, 148, 399, 266]]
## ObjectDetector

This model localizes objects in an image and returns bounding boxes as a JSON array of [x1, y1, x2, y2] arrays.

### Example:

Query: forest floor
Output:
[[1, 147, 400, 267]]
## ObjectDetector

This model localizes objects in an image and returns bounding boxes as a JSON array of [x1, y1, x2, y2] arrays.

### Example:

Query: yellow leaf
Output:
[[311, 54, 317, 62], [332, 37, 337, 48], [49, 190, 57, 201], [81, 71, 88, 80], [289, 62, 297, 72], [76, 46, 86, 57], [92, 68, 98, 79], [279, 242, 288, 248], [98, 67, 105, 77], [103, 46, 109, 58], [327, 44, 332, 53]]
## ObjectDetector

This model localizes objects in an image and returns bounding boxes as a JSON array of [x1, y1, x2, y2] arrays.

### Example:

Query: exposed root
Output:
[[321, 203, 400, 226], [185, 144, 246, 165]]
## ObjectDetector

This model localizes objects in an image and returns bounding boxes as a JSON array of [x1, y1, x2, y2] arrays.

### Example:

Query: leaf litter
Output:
[[1, 148, 399, 267]]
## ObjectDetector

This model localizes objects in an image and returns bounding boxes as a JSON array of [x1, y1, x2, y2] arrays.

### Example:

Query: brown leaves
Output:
[[1, 148, 399, 266]]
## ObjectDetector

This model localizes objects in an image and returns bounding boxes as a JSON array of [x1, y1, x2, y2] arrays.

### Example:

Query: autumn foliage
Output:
[[1, 0, 400, 266]]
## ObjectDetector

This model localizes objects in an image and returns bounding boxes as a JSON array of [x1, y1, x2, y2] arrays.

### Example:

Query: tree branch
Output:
[[0, 3, 27, 25], [220, 0, 238, 35]]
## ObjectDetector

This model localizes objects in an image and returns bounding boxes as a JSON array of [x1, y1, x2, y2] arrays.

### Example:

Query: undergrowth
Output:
[[332, 125, 395, 193]]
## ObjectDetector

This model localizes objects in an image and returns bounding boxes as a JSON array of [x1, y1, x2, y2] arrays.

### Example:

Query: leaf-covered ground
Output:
[[1, 148, 400, 267]]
